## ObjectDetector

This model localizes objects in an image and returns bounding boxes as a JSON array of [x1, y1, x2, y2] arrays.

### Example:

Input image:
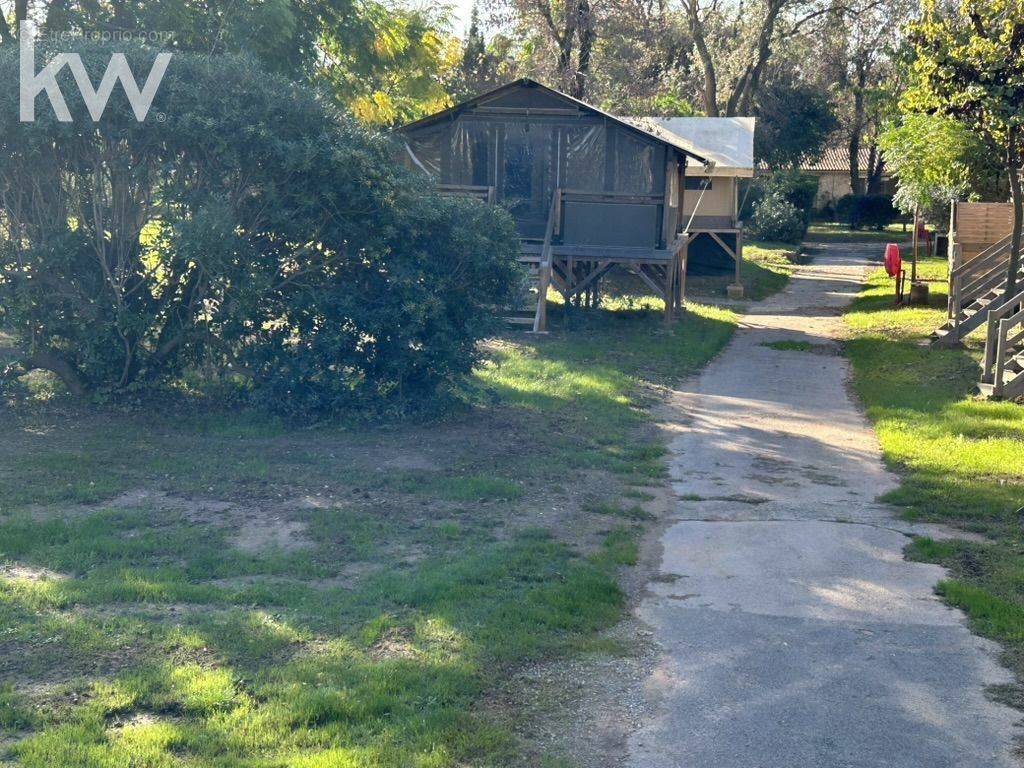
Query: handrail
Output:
[[983, 296, 1024, 399], [982, 288, 1024, 381], [532, 188, 561, 333], [950, 234, 1012, 279], [947, 234, 1020, 333], [960, 260, 1014, 304], [953, 250, 1010, 286]]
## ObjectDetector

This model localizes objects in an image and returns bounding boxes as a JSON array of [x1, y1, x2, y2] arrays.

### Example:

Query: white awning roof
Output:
[[622, 117, 756, 177]]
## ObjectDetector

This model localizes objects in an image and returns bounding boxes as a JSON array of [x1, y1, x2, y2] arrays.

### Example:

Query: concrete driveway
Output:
[[627, 243, 1021, 767]]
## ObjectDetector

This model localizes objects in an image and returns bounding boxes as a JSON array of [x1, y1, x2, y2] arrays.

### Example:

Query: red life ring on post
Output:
[[884, 243, 902, 277]]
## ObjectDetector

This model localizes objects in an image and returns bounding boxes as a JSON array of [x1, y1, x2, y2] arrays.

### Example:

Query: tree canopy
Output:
[[904, 0, 1024, 292], [0, 40, 522, 409]]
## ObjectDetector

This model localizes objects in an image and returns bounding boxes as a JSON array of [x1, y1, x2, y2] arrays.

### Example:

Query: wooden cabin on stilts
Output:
[[397, 79, 756, 331]]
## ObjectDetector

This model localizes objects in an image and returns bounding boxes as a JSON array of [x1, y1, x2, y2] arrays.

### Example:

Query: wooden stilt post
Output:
[[679, 244, 688, 309], [664, 255, 676, 325], [735, 229, 743, 286]]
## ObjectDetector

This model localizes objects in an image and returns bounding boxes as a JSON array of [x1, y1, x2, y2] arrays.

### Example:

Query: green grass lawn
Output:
[[844, 257, 1024, 693], [808, 221, 915, 244], [686, 240, 798, 301], [0, 303, 735, 767]]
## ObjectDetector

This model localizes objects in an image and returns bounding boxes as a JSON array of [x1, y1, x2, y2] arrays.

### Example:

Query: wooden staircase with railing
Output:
[[504, 189, 558, 332], [438, 183, 688, 331], [978, 287, 1024, 399], [932, 234, 1019, 346]]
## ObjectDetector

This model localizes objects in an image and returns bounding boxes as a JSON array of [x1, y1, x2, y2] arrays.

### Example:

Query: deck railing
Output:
[[436, 184, 496, 203], [946, 234, 1014, 333], [532, 188, 561, 333], [981, 292, 1024, 399]]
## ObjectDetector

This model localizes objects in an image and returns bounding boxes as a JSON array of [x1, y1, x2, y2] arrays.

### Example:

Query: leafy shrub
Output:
[[836, 194, 899, 230], [740, 171, 818, 225], [770, 170, 819, 214], [748, 190, 807, 243], [0, 41, 522, 414]]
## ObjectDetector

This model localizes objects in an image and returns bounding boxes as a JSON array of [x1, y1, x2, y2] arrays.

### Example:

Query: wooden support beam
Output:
[[568, 261, 615, 298], [664, 253, 677, 324], [635, 264, 665, 299], [708, 230, 738, 262]]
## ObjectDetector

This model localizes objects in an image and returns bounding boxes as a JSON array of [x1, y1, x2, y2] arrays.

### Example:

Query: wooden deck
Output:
[[436, 184, 743, 331]]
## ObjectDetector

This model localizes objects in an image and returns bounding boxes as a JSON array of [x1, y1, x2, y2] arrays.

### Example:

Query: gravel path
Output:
[[627, 242, 1022, 768]]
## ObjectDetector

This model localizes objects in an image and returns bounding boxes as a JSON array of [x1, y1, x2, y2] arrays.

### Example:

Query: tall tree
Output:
[[682, 0, 838, 116], [828, 0, 910, 194], [489, 0, 597, 97], [587, 0, 695, 112], [904, 0, 1024, 296], [452, 2, 513, 100], [0, 0, 460, 124], [755, 73, 838, 167]]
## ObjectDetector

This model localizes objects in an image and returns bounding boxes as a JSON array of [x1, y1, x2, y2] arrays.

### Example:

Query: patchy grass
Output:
[[581, 498, 655, 522], [845, 256, 1024, 695], [0, 302, 736, 766], [686, 240, 798, 301]]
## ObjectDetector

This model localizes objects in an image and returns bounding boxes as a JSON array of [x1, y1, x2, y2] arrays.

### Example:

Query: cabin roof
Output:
[[398, 78, 712, 167], [622, 117, 756, 178], [801, 146, 888, 175]]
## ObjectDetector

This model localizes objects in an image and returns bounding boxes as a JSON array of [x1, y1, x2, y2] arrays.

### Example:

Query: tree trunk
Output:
[[848, 132, 863, 196], [866, 146, 885, 194], [571, 0, 594, 99], [24, 349, 91, 397], [1006, 156, 1022, 300], [849, 61, 867, 195], [730, 0, 783, 116], [687, 0, 719, 116]]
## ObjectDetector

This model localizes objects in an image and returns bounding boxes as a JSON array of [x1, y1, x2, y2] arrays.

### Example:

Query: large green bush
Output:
[[835, 194, 899, 230], [748, 190, 807, 243], [740, 170, 817, 238], [0, 41, 522, 413]]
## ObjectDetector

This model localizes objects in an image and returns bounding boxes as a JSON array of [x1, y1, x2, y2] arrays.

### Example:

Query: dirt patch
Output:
[[380, 453, 441, 472], [502, 619, 655, 768], [369, 626, 419, 661], [231, 518, 312, 554], [492, 419, 684, 768], [0, 564, 68, 582], [110, 489, 316, 554], [108, 489, 235, 517]]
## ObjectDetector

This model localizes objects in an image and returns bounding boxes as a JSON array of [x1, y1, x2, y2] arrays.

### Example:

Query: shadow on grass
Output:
[[0, 301, 739, 766], [0, 513, 635, 766]]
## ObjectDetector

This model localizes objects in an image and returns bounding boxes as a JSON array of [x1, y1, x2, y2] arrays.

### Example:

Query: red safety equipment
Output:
[[916, 220, 931, 254], [884, 243, 902, 277]]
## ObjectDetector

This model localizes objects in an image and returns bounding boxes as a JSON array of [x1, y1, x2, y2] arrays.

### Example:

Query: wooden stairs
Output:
[[503, 190, 557, 333], [931, 235, 1019, 346], [978, 287, 1024, 399]]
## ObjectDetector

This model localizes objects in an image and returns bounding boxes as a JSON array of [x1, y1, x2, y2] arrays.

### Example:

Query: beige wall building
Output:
[[802, 147, 893, 209]]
